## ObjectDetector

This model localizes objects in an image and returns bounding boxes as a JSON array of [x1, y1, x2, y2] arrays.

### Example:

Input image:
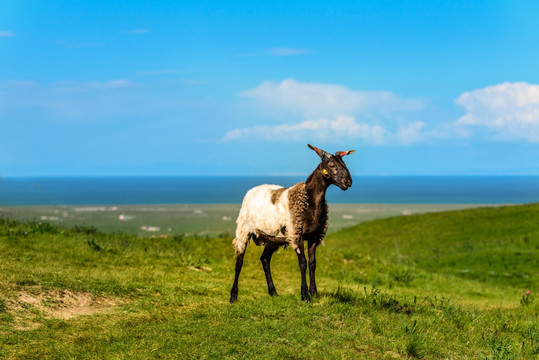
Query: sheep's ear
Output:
[[335, 150, 355, 157], [308, 144, 332, 161]]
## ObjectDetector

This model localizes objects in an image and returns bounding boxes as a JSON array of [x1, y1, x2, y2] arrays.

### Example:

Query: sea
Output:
[[1, 176, 539, 206]]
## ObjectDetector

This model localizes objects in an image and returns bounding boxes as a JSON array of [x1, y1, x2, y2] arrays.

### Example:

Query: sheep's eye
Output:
[[328, 162, 336, 168]]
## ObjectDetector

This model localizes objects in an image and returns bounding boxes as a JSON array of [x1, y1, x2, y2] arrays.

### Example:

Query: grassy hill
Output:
[[1, 204, 538, 359]]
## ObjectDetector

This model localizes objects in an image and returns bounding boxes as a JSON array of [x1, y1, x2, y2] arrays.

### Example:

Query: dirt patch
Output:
[[3, 287, 119, 329]]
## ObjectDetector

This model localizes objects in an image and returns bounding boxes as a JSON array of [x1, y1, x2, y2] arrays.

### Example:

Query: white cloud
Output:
[[454, 82, 539, 142], [88, 79, 133, 89], [223, 115, 421, 145], [0, 79, 136, 121], [34, 79, 133, 93], [394, 121, 425, 145], [233, 79, 539, 145], [266, 48, 310, 56], [227, 79, 426, 145], [0, 31, 15, 37], [239, 78, 423, 118]]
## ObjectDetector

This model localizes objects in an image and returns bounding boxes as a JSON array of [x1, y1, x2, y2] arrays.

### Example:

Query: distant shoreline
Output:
[[1, 176, 539, 206], [0, 202, 507, 208], [0, 203, 501, 236]]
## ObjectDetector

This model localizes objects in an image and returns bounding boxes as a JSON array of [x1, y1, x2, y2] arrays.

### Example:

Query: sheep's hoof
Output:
[[302, 297, 311, 303], [230, 293, 238, 303]]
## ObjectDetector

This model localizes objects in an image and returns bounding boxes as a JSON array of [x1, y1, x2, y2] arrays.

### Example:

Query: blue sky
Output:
[[2, 1, 539, 176]]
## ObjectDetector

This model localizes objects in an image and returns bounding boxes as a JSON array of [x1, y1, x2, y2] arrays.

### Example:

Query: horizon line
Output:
[[3, 173, 539, 178]]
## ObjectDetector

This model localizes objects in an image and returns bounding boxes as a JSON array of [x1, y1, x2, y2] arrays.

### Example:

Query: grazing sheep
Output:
[[230, 144, 355, 303]]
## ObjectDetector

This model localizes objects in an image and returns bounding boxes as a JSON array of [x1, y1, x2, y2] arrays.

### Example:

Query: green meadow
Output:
[[1, 204, 538, 359]]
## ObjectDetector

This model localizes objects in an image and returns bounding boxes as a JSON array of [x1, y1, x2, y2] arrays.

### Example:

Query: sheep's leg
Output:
[[230, 251, 245, 303], [260, 246, 278, 296], [308, 241, 318, 297], [295, 241, 310, 302]]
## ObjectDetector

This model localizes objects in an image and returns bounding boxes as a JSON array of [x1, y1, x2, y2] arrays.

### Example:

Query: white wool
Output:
[[238, 185, 289, 236], [233, 184, 298, 254]]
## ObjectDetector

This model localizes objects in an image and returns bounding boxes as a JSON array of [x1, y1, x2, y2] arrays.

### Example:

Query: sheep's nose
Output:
[[346, 179, 352, 187]]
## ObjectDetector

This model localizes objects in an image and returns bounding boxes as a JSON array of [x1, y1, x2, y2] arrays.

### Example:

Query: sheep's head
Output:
[[308, 144, 354, 190]]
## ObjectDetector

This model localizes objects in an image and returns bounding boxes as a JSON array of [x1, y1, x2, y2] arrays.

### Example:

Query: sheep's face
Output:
[[321, 155, 353, 191], [308, 144, 354, 191]]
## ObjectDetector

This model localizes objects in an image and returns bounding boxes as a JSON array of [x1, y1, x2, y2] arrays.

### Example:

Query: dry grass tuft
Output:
[[3, 287, 118, 330]]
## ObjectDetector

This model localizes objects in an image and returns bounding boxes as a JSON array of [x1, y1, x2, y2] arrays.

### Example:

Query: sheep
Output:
[[230, 144, 355, 303]]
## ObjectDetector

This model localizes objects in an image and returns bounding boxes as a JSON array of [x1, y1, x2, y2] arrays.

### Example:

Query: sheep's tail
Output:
[[232, 198, 251, 254], [232, 228, 250, 255]]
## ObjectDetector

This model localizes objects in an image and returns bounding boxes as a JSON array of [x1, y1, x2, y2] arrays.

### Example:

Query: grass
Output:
[[0, 204, 538, 359]]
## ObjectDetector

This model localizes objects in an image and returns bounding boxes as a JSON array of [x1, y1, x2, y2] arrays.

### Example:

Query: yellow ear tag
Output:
[[323, 169, 329, 176]]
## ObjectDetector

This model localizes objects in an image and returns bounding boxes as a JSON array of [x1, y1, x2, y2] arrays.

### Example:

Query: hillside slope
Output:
[[1, 204, 538, 359], [329, 203, 539, 289]]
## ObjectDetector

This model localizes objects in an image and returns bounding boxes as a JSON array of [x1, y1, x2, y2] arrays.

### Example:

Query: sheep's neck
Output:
[[305, 168, 330, 209]]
